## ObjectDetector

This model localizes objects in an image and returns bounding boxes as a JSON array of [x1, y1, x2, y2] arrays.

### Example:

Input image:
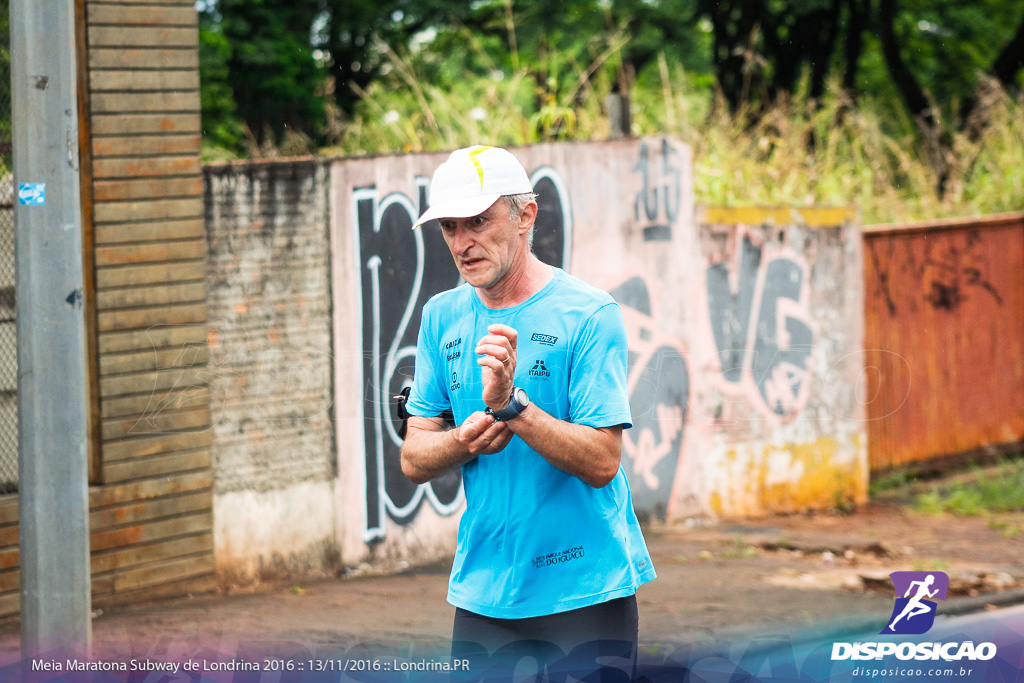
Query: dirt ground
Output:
[[2, 498, 1022, 662]]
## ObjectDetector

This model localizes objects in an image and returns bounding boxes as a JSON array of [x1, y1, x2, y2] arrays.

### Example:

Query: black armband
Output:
[[395, 386, 455, 440]]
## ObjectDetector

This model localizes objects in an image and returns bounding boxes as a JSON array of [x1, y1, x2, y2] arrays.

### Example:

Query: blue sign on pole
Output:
[[18, 183, 46, 206]]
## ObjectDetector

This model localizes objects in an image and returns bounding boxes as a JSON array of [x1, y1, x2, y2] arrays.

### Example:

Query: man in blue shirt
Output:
[[402, 145, 655, 678]]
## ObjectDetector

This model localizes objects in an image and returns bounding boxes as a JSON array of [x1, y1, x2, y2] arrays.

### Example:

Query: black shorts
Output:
[[451, 595, 638, 681]]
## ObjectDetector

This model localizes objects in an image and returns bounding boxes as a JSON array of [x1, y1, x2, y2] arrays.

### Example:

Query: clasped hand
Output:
[[454, 324, 519, 455]]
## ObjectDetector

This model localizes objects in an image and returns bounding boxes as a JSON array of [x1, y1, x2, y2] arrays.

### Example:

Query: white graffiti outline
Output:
[[375, 192, 429, 521], [350, 187, 385, 543], [529, 166, 574, 272]]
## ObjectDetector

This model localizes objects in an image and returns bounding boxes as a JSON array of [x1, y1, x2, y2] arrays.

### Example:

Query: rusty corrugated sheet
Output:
[[864, 213, 1024, 470]]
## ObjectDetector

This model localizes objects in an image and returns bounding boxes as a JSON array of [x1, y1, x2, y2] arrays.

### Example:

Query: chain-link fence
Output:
[[0, 0, 17, 494]]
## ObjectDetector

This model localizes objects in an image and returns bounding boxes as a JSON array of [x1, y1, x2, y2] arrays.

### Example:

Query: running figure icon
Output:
[[882, 571, 949, 635], [888, 574, 939, 630]]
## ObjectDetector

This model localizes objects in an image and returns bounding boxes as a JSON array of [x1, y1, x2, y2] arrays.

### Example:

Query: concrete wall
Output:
[[204, 159, 338, 582], [329, 138, 867, 564], [329, 145, 576, 565], [196, 139, 867, 577], [692, 207, 867, 517]]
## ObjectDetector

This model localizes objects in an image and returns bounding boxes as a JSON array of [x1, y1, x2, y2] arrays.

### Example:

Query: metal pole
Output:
[[10, 0, 92, 658]]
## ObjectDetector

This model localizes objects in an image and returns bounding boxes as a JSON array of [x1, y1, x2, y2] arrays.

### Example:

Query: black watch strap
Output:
[[488, 386, 529, 421]]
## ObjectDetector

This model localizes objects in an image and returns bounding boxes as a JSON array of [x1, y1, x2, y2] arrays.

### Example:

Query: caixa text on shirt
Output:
[[443, 337, 462, 361], [532, 545, 585, 568]]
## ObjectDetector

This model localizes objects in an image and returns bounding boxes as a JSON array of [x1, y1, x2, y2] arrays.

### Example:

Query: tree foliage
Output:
[[197, 0, 1024, 197]]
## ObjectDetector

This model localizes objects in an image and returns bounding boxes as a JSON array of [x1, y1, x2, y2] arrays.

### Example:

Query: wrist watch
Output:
[[487, 386, 530, 422]]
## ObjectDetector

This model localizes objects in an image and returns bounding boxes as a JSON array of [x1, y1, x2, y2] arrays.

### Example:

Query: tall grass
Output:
[[915, 459, 1024, 516], [304, 44, 1024, 225]]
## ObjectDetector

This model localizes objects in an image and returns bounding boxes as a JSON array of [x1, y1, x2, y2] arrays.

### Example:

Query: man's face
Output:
[[438, 199, 535, 290]]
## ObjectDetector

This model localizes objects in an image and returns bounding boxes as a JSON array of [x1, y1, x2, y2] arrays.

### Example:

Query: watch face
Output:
[[514, 386, 529, 407]]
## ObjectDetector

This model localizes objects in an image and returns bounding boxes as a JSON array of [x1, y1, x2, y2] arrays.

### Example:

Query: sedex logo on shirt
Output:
[[531, 333, 558, 346]]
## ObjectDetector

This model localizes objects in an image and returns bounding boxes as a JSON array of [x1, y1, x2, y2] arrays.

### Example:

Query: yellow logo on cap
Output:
[[468, 145, 493, 189]]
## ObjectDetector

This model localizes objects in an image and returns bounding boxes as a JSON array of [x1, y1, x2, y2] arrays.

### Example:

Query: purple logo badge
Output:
[[881, 571, 949, 635]]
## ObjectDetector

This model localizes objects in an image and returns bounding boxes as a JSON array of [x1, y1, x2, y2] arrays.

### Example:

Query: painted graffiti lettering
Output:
[[355, 182, 463, 542], [706, 234, 815, 422], [354, 167, 572, 543], [706, 234, 761, 383], [609, 274, 689, 519], [633, 139, 683, 242]]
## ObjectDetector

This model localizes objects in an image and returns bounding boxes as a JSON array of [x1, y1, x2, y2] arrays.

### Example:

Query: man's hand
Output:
[[475, 324, 517, 410], [457, 411, 512, 455], [401, 411, 513, 484]]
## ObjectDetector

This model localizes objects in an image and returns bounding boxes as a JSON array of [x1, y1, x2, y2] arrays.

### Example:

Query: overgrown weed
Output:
[[212, 32, 1024, 226], [914, 458, 1024, 516]]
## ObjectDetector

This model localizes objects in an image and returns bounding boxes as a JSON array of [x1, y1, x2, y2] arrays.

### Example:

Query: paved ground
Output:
[[2, 499, 1023, 666]]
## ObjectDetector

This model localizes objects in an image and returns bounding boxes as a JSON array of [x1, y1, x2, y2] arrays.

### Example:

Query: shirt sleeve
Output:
[[405, 304, 452, 418], [568, 302, 633, 429]]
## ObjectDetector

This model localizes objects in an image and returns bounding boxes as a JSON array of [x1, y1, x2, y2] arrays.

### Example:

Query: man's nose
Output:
[[451, 226, 473, 255]]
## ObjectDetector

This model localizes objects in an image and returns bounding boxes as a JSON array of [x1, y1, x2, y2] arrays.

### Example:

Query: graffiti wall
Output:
[[329, 140, 866, 561], [692, 208, 867, 518], [330, 149, 576, 561]]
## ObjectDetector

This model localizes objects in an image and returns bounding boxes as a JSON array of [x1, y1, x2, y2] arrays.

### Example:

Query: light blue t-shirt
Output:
[[407, 267, 656, 619]]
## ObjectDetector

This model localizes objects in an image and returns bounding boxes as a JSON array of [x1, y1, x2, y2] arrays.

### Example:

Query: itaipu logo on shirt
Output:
[[529, 359, 551, 379]]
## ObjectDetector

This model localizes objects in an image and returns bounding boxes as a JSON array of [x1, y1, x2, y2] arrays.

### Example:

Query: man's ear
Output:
[[518, 201, 538, 234]]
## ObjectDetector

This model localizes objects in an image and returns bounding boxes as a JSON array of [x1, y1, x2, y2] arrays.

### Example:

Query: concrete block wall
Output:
[[84, 0, 216, 612], [0, 0, 218, 618], [203, 159, 338, 582]]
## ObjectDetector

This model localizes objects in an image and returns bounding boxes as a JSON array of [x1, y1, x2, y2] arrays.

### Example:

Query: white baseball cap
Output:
[[413, 145, 533, 228]]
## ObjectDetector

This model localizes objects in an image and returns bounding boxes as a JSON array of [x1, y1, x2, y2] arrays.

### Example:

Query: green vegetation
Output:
[[914, 459, 1024, 516], [325, 57, 1024, 224], [720, 535, 757, 560], [911, 558, 949, 572], [987, 518, 1022, 539], [193, 0, 1024, 224], [869, 469, 915, 497]]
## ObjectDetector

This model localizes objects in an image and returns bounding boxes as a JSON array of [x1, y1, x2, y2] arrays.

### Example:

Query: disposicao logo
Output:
[[882, 570, 948, 635], [831, 571, 997, 662]]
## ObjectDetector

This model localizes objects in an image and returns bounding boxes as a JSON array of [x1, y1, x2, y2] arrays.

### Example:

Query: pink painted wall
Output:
[[327, 139, 867, 562]]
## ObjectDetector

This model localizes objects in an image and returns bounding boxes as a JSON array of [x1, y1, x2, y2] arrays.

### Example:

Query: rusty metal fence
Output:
[[0, 0, 15, 493], [863, 212, 1024, 472]]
